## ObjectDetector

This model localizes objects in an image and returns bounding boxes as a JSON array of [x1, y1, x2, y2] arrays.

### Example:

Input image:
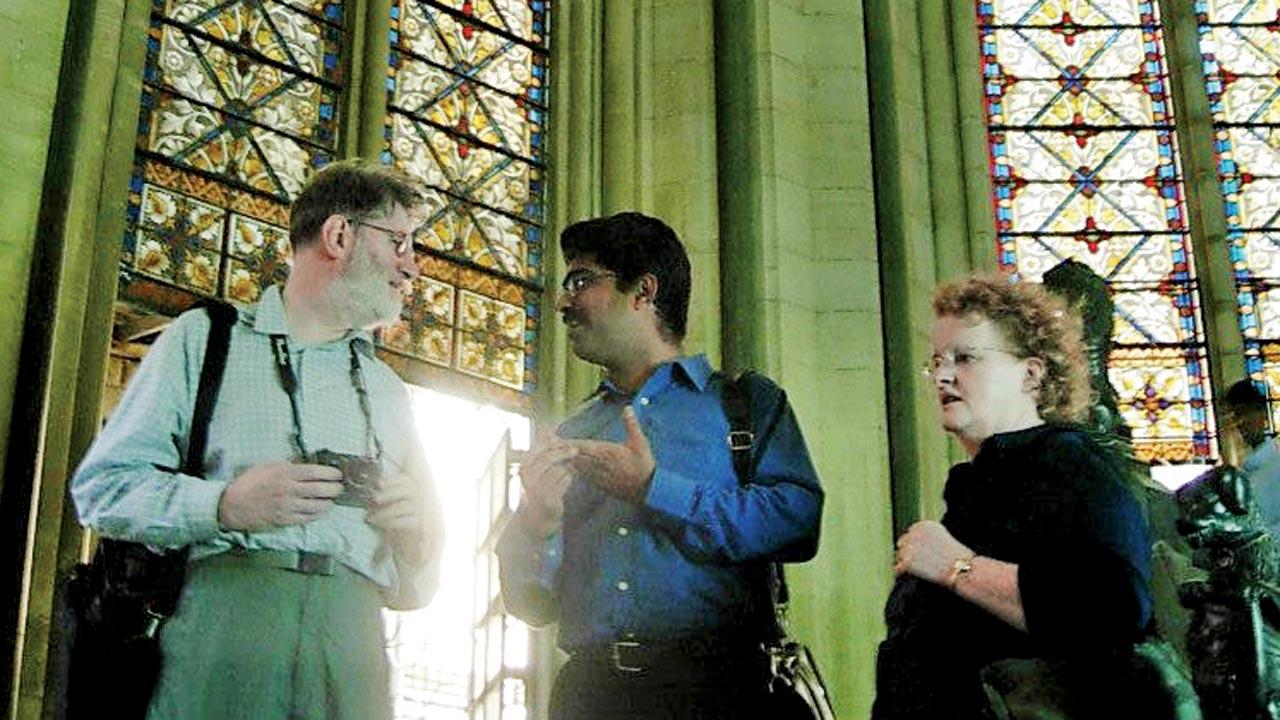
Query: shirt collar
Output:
[[595, 353, 714, 398], [1244, 438, 1280, 474], [248, 285, 376, 353], [979, 423, 1057, 458]]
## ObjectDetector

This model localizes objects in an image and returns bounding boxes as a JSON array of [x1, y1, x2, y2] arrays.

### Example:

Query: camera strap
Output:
[[269, 334, 383, 460]]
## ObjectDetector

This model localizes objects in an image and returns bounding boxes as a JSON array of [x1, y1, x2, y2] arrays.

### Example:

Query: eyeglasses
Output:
[[560, 270, 618, 296], [353, 218, 414, 256], [921, 346, 1024, 378]]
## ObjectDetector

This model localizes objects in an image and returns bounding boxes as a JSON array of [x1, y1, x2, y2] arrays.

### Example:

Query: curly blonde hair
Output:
[[933, 274, 1091, 424]]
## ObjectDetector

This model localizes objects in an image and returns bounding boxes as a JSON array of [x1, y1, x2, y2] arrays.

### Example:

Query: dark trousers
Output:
[[550, 639, 770, 720]]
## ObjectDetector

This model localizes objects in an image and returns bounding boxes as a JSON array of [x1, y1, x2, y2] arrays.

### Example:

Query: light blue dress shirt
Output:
[[496, 355, 823, 649], [71, 286, 442, 608], [1244, 438, 1280, 539]]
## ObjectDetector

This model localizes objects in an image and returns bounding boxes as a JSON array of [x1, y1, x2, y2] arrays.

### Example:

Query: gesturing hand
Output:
[[366, 470, 434, 567], [512, 440, 578, 539], [563, 406, 656, 504], [218, 461, 344, 531], [893, 520, 973, 586]]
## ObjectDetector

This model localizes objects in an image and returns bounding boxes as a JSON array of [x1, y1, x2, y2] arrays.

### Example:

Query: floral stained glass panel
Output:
[[977, 0, 1216, 462], [1197, 0, 1280, 425], [384, 0, 548, 403], [122, 0, 343, 311]]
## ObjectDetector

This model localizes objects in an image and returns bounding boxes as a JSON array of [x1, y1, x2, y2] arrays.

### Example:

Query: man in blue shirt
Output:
[[495, 212, 824, 719], [1224, 379, 1280, 538]]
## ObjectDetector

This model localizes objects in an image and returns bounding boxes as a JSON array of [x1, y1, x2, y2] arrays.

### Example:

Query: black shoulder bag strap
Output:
[[720, 371, 791, 614], [65, 302, 239, 720], [185, 300, 237, 474], [102, 300, 238, 620]]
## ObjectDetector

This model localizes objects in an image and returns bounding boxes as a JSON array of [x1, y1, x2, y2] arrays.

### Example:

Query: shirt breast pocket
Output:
[[651, 421, 739, 489]]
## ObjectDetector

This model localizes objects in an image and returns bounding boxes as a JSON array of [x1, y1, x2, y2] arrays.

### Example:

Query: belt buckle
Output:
[[295, 551, 334, 575], [610, 640, 645, 674]]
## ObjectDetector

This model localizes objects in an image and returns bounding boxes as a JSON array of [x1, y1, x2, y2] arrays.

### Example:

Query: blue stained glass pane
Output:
[[1198, 0, 1280, 429], [975, 0, 1216, 463]]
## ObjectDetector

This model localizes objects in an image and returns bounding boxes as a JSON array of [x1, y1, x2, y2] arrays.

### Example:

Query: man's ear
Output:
[[633, 274, 659, 308], [318, 213, 350, 259]]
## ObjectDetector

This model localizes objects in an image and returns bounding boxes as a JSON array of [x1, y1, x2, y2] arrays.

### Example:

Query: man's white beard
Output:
[[327, 245, 403, 330]]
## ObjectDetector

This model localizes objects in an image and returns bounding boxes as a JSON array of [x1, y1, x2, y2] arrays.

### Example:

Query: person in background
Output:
[[1222, 379, 1280, 538]]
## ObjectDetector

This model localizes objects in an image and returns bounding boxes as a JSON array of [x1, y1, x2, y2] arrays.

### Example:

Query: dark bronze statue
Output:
[[1042, 259, 1128, 440], [1176, 464, 1280, 719], [1041, 258, 1279, 718]]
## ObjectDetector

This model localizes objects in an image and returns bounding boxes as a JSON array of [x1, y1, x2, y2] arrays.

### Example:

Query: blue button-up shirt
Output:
[[495, 355, 823, 649]]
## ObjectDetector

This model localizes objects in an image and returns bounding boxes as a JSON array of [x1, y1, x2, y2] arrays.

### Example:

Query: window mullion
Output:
[[1157, 0, 1244, 393], [353, 0, 393, 158]]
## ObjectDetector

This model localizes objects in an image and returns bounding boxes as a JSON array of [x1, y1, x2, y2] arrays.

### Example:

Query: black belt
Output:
[[571, 633, 763, 676], [212, 548, 336, 576]]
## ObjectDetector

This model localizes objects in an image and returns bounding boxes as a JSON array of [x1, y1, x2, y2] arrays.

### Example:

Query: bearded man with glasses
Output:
[[71, 159, 444, 720]]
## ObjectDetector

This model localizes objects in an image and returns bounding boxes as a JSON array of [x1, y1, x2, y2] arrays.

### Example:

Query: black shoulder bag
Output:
[[720, 371, 837, 720], [60, 301, 237, 720]]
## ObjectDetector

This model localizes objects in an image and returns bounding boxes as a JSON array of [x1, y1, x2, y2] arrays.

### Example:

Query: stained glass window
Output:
[[120, 0, 343, 312], [384, 0, 548, 408], [1197, 0, 1280, 426], [976, 0, 1217, 463]]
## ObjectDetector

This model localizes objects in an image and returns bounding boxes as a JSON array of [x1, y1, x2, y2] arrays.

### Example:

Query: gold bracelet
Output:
[[948, 554, 976, 590]]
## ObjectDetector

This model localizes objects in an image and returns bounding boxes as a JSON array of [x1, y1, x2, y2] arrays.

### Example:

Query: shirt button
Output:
[[617, 526, 629, 536], [638, 397, 650, 406], [617, 580, 630, 592]]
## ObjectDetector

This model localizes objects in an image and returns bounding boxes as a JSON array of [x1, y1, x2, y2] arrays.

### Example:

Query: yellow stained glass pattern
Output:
[[383, 0, 546, 400], [122, 0, 343, 314]]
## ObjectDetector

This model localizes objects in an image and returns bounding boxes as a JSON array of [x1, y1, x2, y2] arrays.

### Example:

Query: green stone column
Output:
[[0, 0, 153, 717], [1157, 0, 1244, 393], [715, 0, 891, 714], [543, 0, 606, 419], [353, 0, 389, 161], [950, 1, 1000, 276], [865, 0, 953, 533], [600, 0, 723, 361], [0, 1, 70, 716]]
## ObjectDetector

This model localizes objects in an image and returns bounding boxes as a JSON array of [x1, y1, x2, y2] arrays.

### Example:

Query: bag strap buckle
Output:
[[140, 606, 167, 640], [727, 430, 754, 452], [610, 640, 645, 674]]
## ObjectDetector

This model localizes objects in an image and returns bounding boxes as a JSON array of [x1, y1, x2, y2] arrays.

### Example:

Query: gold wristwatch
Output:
[[949, 555, 975, 588]]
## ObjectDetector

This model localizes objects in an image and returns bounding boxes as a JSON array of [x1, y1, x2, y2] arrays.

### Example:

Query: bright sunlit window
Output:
[[387, 386, 530, 720], [1150, 463, 1214, 492]]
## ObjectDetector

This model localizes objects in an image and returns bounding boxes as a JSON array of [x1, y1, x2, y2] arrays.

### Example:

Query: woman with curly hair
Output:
[[872, 275, 1155, 719]]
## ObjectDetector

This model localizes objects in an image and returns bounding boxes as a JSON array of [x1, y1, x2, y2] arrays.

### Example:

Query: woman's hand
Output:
[[893, 520, 973, 586]]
